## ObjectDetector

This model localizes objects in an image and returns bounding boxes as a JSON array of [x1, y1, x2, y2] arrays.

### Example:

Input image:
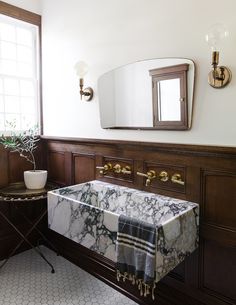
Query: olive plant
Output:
[[0, 122, 39, 171]]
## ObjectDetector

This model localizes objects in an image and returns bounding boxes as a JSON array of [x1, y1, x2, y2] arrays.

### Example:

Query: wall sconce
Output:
[[205, 23, 232, 88], [74, 61, 94, 101]]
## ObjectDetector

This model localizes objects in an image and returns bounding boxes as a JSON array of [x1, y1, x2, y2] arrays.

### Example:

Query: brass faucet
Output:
[[159, 171, 169, 182], [121, 166, 132, 175], [171, 173, 185, 185], [113, 164, 122, 173], [137, 170, 156, 186], [96, 163, 112, 175], [113, 164, 132, 175]]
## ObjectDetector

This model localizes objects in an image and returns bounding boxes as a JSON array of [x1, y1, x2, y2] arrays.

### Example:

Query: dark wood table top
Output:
[[0, 182, 59, 202]]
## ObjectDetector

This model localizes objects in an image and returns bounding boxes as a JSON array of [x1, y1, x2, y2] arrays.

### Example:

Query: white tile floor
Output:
[[0, 246, 138, 305]]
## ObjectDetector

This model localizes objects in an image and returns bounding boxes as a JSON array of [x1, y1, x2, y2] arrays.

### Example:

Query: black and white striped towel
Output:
[[116, 214, 156, 298]]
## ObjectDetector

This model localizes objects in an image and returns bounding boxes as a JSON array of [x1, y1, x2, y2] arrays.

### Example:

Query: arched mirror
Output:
[[98, 58, 195, 130]]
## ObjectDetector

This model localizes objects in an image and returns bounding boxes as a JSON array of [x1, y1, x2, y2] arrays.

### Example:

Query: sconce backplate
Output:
[[83, 87, 94, 101], [208, 66, 232, 88]]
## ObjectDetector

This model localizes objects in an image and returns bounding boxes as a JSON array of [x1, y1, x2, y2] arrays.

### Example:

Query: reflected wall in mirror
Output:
[[98, 58, 195, 130]]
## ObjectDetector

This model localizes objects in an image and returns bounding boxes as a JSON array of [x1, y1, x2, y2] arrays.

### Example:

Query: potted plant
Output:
[[0, 123, 47, 190]]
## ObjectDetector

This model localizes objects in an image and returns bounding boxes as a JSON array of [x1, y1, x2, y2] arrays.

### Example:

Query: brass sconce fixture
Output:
[[205, 23, 232, 88], [74, 61, 94, 101]]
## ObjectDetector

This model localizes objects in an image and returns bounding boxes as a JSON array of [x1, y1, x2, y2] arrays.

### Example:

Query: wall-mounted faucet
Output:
[[137, 170, 156, 186], [137, 170, 185, 187], [96, 163, 113, 175]]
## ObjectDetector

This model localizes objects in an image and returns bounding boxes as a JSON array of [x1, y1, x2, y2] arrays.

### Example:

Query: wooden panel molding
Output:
[[73, 153, 95, 184], [144, 161, 187, 194], [199, 239, 236, 304], [47, 151, 66, 185], [0, 1, 41, 25], [201, 169, 236, 230], [99, 156, 134, 183]]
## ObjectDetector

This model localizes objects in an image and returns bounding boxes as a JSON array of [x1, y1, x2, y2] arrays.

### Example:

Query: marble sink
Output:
[[48, 180, 199, 281]]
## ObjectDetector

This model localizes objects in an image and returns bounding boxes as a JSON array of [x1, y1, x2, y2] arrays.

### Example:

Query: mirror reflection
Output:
[[98, 58, 195, 130], [158, 79, 181, 121]]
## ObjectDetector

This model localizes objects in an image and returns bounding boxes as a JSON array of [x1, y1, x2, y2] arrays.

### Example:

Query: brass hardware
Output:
[[113, 164, 122, 174], [137, 170, 156, 186], [208, 51, 231, 88], [74, 61, 94, 101], [205, 24, 232, 89], [121, 166, 132, 175], [208, 66, 232, 88], [159, 171, 169, 182], [171, 173, 185, 186], [96, 163, 112, 175], [113, 164, 132, 175], [79, 78, 93, 101]]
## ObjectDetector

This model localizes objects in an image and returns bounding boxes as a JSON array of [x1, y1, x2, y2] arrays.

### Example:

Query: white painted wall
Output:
[[40, 0, 236, 146], [3, 0, 41, 14]]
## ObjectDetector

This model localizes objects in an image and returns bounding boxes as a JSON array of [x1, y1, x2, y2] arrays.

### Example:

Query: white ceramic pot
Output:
[[24, 170, 48, 190]]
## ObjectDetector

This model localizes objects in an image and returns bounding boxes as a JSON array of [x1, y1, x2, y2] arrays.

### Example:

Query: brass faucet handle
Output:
[[113, 164, 122, 174], [137, 170, 156, 178], [121, 166, 132, 175], [159, 171, 169, 182], [137, 171, 149, 178], [147, 170, 156, 179], [171, 173, 185, 186], [137, 170, 156, 186], [96, 163, 113, 175]]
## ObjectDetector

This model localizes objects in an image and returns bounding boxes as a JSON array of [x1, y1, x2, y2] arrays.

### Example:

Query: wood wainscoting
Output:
[[1, 137, 235, 305], [42, 137, 236, 305]]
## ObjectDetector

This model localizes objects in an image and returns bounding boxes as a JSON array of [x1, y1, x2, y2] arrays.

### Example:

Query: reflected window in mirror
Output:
[[149, 64, 189, 130]]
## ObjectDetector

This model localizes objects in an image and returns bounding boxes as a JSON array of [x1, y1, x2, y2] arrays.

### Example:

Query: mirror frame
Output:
[[149, 63, 189, 130]]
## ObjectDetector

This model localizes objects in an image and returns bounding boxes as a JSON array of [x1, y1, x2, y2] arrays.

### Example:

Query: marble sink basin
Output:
[[48, 180, 199, 281]]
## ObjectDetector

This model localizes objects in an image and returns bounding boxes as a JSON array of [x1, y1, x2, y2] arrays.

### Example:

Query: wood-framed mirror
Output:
[[98, 58, 195, 130]]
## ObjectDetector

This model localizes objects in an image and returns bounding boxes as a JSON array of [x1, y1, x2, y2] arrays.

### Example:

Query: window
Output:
[[0, 3, 41, 133]]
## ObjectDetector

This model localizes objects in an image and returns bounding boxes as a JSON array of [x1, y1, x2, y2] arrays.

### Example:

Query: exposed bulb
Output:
[[74, 61, 89, 78], [205, 23, 229, 51]]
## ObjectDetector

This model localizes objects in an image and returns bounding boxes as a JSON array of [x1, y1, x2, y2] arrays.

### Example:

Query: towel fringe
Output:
[[116, 271, 156, 300]]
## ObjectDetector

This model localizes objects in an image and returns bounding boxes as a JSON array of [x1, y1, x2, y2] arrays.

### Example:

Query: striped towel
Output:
[[116, 214, 156, 299]]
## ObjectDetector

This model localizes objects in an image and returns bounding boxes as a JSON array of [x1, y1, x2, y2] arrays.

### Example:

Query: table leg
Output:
[[0, 209, 55, 273], [15, 206, 59, 255]]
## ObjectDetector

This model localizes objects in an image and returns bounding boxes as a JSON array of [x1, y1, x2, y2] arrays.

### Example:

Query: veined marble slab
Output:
[[48, 180, 199, 281]]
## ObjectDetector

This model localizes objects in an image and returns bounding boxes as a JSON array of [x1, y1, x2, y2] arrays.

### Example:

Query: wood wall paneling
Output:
[[144, 161, 187, 194], [202, 170, 236, 230], [8, 152, 33, 183], [73, 153, 95, 184], [200, 239, 236, 304], [47, 151, 66, 185], [0, 146, 8, 188], [101, 156, 134, 183], [0, 143, 44, 186]]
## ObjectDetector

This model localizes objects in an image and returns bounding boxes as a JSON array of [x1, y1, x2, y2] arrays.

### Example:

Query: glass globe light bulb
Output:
[[205, 23, 229, 51], [74, 61, 89, 78]]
